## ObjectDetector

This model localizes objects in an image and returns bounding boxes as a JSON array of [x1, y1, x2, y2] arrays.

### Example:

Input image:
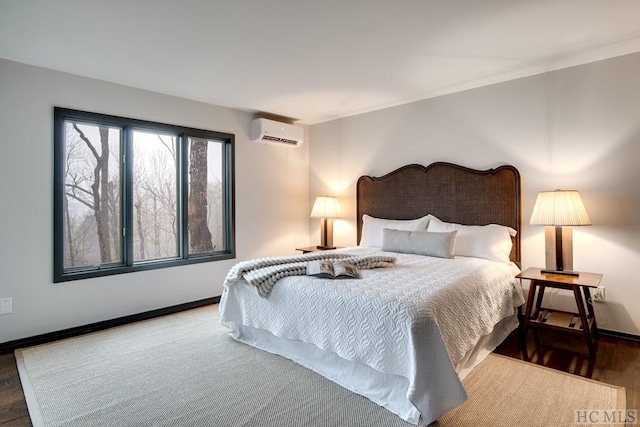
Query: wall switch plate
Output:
[[592, 286, 605, 302], [0, 297, 12, 314]]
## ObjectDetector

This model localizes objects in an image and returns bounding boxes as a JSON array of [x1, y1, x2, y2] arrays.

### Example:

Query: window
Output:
[[53, 108, 235, 282]]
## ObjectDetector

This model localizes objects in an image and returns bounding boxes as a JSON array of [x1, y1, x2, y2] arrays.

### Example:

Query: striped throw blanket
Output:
[[224, 252, 396, 297]]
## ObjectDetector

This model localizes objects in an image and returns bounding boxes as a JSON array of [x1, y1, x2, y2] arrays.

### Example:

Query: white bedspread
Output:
[[219, 247, 523, 424]]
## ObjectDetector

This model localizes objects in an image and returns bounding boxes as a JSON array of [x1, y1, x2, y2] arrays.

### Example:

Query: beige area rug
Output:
[[16, 306, 625, 427]]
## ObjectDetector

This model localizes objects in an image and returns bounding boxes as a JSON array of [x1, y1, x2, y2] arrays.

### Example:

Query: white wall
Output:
[[3, 52, 639, 342], [309, 53, 640, 335], [0, 59, 310, 343]]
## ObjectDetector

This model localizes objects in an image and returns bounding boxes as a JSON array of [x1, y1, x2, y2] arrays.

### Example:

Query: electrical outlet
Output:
[[0, 297, 12, 314], [592, 286, 605, 302]]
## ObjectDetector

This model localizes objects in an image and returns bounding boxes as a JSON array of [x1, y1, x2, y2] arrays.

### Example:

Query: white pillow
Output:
[[426, 216, 515, 263], [382, 229, 457, 258], [359, 214, 430, 248]]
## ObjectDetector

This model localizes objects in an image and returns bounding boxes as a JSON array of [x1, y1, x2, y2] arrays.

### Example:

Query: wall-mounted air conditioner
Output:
[[250, 118, 304, 148]]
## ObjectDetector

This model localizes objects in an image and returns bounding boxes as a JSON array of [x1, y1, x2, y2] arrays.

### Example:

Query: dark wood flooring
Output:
[[494, 328, 640, 414], [1, 325, 639, 426], [0, 353, 30, 427]]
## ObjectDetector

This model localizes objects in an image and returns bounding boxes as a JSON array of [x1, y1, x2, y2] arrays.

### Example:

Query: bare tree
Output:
[[135, 135, 178, 259], [63, 127, 222, 266], [64, 196, 76, 266], [66, 123, 113, 263], [207, 177, 223, 250], [67, 213, 97, 267], [64, 123, 120, 266], [189, 138, 213, 253]]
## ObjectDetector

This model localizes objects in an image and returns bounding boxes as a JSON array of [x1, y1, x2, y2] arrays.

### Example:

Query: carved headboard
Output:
[[356, 162, 521, 264]]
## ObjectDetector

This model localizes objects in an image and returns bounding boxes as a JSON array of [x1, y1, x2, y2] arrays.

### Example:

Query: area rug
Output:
[[16, 306, 625, 427]]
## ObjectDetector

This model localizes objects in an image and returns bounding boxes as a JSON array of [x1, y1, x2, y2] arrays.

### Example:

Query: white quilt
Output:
[[219, 247, 523, 424]]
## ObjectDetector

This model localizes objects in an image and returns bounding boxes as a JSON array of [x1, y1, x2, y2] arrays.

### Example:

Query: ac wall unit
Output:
[[250, 118, 304, 147]]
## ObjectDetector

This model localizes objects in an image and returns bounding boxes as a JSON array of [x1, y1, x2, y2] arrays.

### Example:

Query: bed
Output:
[[220, 162, 524, 425]]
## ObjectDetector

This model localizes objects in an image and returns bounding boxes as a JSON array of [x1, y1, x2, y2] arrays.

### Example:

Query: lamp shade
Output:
[[529, 190, 591, 226], [310, 196, 340, 218]]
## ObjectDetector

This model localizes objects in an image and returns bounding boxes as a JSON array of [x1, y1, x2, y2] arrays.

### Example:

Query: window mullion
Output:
[[224, 140, 235, 254], [179, 134, 189, 259], [123, 126, 134, 267]]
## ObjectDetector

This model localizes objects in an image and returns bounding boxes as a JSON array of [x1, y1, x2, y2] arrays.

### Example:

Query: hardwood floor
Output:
[[0, 353, 30, 427], [494, 328, 640, 415], [1, 326, 639, 426]]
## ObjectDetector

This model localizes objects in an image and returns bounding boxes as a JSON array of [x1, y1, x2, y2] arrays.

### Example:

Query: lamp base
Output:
[[319, 218, 334, 248], [541, 268, 580, 277], [316, 245, 336, 250], [544, 226, 575, 274]]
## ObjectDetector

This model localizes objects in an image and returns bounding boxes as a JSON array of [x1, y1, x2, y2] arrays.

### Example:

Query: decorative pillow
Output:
[[426, 216, 514, 263], [359, 214, 430, 248], [382, 229, 457, 259]]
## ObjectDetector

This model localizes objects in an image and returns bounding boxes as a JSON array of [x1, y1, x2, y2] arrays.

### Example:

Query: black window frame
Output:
[[53, 107, 235, 282]]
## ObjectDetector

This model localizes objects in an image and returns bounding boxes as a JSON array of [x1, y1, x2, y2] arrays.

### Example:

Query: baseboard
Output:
[[599, 328, 640, 343], [4, 299, 636, 354], [0, 296, 220, 354]]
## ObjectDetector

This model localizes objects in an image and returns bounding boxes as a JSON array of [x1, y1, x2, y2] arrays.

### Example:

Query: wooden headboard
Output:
[[356, 162, 521, 264]]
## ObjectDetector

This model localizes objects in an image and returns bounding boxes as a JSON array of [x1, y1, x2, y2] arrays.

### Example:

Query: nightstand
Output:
[[517, 267, 602, 359], [295, 246, 343, 254]]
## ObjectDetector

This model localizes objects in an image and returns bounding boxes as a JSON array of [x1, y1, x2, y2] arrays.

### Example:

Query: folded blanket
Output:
[[224, 252, 396, 297]]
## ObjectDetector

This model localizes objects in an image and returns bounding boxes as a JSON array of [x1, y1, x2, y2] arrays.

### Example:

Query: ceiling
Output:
[[2, 1, 640, 124]]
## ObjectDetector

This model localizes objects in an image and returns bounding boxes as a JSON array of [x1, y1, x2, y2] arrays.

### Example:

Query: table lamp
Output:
[[310, 196, 340, 249], [529, 190, 591, 276]]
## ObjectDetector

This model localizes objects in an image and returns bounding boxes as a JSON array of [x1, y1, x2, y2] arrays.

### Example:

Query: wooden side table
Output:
[[517, 267, 602, 359], [295, 246, 343, 254]]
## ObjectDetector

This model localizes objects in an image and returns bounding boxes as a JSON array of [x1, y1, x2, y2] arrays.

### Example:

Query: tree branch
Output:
[[65, 191, 95, 210], [157, 134, 176, 161], [65, 182, 93, 197], [72, 123, 101, 161]]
